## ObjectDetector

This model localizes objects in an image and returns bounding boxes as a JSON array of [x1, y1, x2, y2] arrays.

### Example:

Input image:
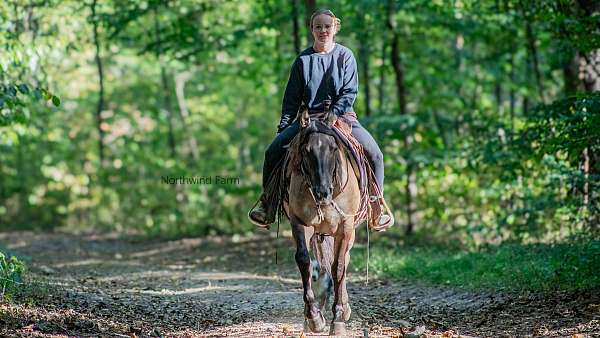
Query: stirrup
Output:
[[369, 195, 394, 232], [248, 211, 270, 229], [248, 196, 274, 229]]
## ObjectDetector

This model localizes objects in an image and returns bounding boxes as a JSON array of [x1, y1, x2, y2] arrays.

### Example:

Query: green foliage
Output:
[[528, 93, 600, 165], [0, 0, 60, 126], [0, 84, 58, 126], [0, 251, 25, 301], [0, 0, 597, 249]]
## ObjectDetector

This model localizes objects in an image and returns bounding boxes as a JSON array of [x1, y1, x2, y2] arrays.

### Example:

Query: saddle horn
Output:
[[323, 98, 332, 112], [300, 105, 310, 128], [323, 97, 337, 128]]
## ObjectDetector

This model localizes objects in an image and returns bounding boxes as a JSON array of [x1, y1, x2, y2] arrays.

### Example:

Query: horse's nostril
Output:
[[315, 184, 333, 202], [315, 187, 327, 200]]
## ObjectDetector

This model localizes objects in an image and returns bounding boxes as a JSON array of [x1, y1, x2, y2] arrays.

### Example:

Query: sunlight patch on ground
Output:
[[90, 269, 301, 285], [123, 283, 250, 295], [52, 258, 107, 268], [187, 272, 301, 284]]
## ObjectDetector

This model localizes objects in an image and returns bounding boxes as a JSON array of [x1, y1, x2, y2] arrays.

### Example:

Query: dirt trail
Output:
[[0, 231, 598, 337]]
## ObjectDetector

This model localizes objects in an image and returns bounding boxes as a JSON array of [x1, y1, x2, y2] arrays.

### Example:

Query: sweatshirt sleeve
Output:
[[278, 57, 304, 132], [332, 50, 358, 117]]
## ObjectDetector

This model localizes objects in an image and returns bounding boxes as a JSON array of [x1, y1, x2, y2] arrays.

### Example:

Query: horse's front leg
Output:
[[290, 216, 326, 333], [330, 220, 355, 336]]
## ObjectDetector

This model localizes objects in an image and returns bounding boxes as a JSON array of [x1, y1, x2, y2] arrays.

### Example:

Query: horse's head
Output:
[[298, 107, 339, 205]]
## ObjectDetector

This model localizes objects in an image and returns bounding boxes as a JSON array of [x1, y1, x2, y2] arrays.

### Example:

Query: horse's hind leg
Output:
[[330, 222, 355, 336], [290, 216, 325, 333]]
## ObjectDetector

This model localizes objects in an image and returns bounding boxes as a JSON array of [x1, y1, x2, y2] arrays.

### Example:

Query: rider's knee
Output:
[[368, 146, 383, 165]]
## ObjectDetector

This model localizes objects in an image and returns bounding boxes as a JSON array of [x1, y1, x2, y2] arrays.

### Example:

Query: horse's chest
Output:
[[299, 204, 342, 235]]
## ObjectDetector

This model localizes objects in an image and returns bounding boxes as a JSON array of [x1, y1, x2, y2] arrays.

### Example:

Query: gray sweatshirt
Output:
[[278, 42, 358, 132]]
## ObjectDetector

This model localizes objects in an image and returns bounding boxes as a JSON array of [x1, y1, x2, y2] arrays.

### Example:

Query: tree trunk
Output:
[[153, 5, 183, 231], [90, 0, 106, 165], [525, 21, 545, 102], [378, 39, 386, 113], [519, 1, 545, 103], [153, 7, 176, 159], [578, 50, 600, 225], [292, 0, 301, 54], [495, 82, 503, 115], [562, 41, 579, 96], [453, 33, 465, 142], [386, 0, 416, 235], [359, 38, 372, 117], [304, 0, 316, 45], [174, 70, 199, 162], [161, 66, 176, 159], [580, 51, 600, 93], [387, 24, 407, 114]]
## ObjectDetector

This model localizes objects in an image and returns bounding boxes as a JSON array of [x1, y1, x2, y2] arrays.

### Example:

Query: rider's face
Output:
[[311, 14, 336, 44]]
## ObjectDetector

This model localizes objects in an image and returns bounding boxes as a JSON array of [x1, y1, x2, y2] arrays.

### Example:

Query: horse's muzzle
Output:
[[314, 185, 333, 204]]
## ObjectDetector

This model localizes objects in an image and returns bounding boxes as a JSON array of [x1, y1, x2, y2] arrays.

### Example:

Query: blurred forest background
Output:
[[1, 0, 599, 246]]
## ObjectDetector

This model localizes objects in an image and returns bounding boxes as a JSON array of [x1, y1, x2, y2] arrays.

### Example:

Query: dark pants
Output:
[[262, 119, 384, 192]]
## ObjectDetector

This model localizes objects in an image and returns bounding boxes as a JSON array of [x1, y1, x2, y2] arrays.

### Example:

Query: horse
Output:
[[283, 107, 360, 336]]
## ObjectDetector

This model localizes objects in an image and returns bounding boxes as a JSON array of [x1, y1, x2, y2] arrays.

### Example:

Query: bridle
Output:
[[298, 124, 360, 222]]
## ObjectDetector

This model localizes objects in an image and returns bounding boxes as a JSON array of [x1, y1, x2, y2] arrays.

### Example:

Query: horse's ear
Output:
[[300, 106, 310, 128]]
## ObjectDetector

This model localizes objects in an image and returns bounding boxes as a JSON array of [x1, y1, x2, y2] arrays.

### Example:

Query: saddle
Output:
[[264, 111, 383, 228]]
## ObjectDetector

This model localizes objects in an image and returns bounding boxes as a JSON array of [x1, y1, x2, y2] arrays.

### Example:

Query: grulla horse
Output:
[[284, 107, 360, 336]]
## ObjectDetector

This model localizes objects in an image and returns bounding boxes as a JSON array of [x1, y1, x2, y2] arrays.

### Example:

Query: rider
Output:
[[248, 8, 394, 229]]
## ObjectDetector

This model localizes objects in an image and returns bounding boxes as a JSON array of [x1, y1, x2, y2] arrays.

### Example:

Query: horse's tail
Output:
[[310, 234, 334, 279]]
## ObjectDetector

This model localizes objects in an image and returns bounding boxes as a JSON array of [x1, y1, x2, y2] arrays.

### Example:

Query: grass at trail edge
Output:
[[350, 238, 600, 291]]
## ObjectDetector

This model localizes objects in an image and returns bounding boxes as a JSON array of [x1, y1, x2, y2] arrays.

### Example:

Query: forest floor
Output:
[[0, 231, 598, 337]]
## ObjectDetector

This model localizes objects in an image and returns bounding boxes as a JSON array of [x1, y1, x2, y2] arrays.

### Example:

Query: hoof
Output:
[[343, 303, 351, 321], [304, 311, 326, 333], [329, 321, 346, 336]]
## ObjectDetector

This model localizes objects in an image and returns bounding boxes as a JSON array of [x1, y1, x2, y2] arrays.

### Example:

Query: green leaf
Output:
[[17, 84, 29, 95], [51, 95, 61, 107], [41, 88, 52, 101]]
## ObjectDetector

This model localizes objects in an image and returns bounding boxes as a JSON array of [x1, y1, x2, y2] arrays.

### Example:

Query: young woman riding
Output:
[[249, 9, 394, 230]]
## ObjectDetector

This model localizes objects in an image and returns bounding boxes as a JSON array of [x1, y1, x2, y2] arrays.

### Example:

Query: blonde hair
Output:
[[309, 9, 341, 34]]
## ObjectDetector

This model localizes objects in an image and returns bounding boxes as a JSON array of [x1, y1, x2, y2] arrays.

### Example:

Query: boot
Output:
[[248, 193, 275, 229]]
